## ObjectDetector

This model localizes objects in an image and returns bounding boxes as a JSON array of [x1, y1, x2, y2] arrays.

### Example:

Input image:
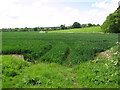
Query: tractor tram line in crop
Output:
[[1, 4, 120, 88], [1, 30, 118, 88], [2, 32, 118, 65]]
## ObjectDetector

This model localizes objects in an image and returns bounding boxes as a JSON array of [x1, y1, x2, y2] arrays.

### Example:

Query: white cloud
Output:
[[0, 0, 83, 28], [89, 0, 119, 24], [0, 0, 119, 28], [92, 0, 119, 12]]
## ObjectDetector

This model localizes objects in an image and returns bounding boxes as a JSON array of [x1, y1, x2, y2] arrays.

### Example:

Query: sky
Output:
[[0, 0, 119, 28]]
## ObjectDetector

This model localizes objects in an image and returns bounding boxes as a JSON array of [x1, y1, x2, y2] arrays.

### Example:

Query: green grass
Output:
[[2, 55, 30, 88], [72, 46, 118, 88], [49, 27, 102, 33], [2, 55, 29, 77], [2, 55, 76, 88], [2, 46, 118, 88]]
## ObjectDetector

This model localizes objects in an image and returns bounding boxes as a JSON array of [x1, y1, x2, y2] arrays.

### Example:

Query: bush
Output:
[[101, 8, 120, 33], [72, 22, 81, 28]]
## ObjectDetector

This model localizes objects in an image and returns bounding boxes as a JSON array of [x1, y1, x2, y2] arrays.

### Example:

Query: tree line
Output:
[[101, 7, 120, 33], [1, 22, 100, 32], [60, 22, 100, 30]]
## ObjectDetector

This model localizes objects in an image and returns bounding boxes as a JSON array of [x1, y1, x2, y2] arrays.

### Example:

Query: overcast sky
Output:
[[0, 0, 119, 28]]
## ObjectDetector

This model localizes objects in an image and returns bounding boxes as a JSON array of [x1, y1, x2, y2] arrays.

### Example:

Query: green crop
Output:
[[40, 42, 69, 64], [1, 31, 118, 88], [49, 26, 102, 33], [2, 32, 118, 65], [2, 40, 52, 63]]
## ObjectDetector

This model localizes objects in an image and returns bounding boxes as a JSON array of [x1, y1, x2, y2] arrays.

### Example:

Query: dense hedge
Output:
[[101, 8, 120, 33]]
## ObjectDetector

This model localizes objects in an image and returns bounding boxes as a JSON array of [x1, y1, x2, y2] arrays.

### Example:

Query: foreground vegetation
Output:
[[2, 45, 118, 88]]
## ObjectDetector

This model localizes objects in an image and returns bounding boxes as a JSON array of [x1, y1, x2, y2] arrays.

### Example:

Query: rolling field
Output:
[[2, 32, 118, 65], [1, 28, 119, 88], [49, 27, 102, 33]]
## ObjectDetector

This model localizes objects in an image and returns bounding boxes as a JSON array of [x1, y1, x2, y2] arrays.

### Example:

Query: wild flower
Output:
[[114, 52, 118, 55], [105, 63, 108, 67], [116, 42, 120, 45]]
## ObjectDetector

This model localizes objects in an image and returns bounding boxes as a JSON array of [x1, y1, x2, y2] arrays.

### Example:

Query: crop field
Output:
[[49, 27, 102, 33], [2, 31, 119, 88], [2, 32, 118, 65]]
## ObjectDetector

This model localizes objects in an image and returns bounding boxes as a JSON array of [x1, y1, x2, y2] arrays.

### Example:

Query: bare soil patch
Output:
[[12, 54, 24, 60], [95, 47, 115, 59]]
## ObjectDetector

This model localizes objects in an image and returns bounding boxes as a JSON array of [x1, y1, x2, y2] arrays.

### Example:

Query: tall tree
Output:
[[88, 23, 93, 27], [72, 22, 81, 28], [101, 7, 120, 33], [34, 28, 38, 31], [81, 24, 87, 28], [60, 24, 66, 30], [97, 24, 100, 26]]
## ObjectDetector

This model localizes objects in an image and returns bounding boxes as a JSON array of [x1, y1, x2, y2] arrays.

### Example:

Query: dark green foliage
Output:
[[40, 42, 69, 64], [2, 46, 118, 88], [92, 24, 96, 26], [2, 31, 118, 88], [68, 40, 116, 65], [97, 24, 100, 26], [88, 23, 93, 27], [2, 32, 118, 65], [81, 24, 87, 28], [2, 39, 52, 63], [1, 23, 100, 32], [4, 63, 74, 88], [73, 46, 119, 88], [34, 28, 38, 31], [60, 25, 66, 30], [101, 8, 120, 33], [72, 22, 81, 28], [2, 55, 29, 77]]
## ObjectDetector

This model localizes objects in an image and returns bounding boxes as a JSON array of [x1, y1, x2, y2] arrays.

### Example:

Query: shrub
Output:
[[101, 8, 120, 33]]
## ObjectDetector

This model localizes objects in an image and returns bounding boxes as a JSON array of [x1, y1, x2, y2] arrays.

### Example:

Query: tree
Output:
[[88, 23, 93, 27], [97, 24, 100, 26], [81, 24, 87, 28], [51, 27, 57, 30], [34, 28, 38, 31], [101, 8, 120, 33], [92, 24, 96, 26], [45, 28, 50, 31], [67, 24, 73, 29], [72, 22, 81, 28], [60, 24, 66, 30]]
